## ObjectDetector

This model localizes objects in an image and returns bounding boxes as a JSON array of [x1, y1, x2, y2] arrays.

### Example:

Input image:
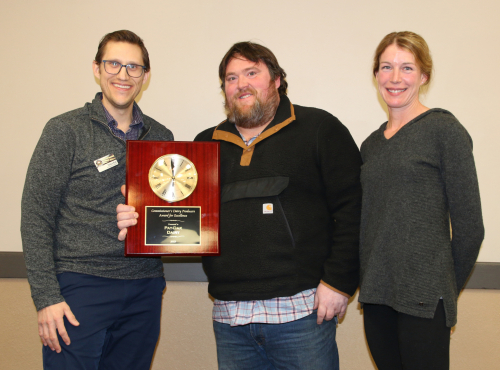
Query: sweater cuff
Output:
[[33, 293, 65, 312], [320, 280, 351, 298]]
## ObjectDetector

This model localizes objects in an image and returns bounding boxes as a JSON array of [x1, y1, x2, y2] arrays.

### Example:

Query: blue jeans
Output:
[[43, 272, 166, 370], [213, 312, 339, 370]]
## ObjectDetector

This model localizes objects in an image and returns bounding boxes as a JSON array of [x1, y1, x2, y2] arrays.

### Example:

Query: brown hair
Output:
[[94, 30, 150, 72], [219, 42, 288, 95], [373, 31, 432, 86]]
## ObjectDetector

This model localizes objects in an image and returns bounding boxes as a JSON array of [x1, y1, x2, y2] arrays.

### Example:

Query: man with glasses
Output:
[[21, 30, 173, 369]]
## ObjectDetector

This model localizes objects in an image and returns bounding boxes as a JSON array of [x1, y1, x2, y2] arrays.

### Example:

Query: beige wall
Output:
[[1, 279, 499, 369], [1, 0, 499, 262], [2, 1, 499, 368]]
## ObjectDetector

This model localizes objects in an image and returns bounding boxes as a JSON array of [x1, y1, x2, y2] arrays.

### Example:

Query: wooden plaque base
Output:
[[125, 141, 220, 256]]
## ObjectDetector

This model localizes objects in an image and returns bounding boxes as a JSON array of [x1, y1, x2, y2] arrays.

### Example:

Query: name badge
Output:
[[94, 154, 118, 172]]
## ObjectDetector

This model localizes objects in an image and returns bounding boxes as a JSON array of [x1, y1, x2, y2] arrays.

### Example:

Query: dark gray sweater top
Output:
[[358, 109, 484, 327], [21, 94, 174, 311]]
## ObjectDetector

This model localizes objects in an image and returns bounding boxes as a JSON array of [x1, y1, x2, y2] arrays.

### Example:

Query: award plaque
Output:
[[125, 141, 220, 256]]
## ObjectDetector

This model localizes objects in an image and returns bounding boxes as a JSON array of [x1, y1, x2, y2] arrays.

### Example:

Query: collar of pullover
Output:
[[212, 94, 296, 166], [87, 92, 151, 139]]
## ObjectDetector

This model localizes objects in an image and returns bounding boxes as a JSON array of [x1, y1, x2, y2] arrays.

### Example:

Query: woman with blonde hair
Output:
[[359, 31, 484, 370]]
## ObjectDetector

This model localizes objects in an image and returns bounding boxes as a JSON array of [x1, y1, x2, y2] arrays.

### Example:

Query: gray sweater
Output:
[[358, 109, 484, 327], [21, 93, 174, 311]]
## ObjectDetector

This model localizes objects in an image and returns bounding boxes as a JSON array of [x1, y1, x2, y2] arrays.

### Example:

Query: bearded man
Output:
[[118, 41, 362, 369]]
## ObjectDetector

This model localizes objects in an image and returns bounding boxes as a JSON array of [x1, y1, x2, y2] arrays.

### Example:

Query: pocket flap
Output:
[[221, 176, 290, 203]]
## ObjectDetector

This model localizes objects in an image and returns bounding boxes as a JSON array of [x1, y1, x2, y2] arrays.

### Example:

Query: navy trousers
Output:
[[43, 272, 165, 370]]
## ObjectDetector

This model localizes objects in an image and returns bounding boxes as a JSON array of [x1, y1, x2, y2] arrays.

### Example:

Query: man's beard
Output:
[[225, 83, 280, 129]]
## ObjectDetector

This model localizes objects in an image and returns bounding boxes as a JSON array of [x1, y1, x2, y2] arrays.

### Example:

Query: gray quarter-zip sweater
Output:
[[21, 93, 173, 311]]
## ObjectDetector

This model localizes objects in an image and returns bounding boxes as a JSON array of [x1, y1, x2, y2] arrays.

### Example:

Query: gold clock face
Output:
[[148, 154, 198, 202]]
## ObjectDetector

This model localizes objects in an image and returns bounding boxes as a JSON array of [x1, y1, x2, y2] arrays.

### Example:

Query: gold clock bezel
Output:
[[148, 154, 198, 202]]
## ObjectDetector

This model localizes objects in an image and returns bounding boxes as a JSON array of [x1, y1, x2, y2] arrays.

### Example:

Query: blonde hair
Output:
[[373, 31, 433, 86]]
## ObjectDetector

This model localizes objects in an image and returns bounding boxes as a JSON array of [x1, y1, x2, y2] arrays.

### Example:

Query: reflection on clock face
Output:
[[148, 154, 198, 202]]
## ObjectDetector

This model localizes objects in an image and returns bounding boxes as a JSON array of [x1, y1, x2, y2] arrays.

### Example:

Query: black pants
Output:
[[363, 300, 450, 370]]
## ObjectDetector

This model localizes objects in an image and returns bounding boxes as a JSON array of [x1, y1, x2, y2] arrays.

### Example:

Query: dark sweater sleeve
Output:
[[21, 119, 75, 310], [317, 116, 362, 296], [439, 118, 484, 291]]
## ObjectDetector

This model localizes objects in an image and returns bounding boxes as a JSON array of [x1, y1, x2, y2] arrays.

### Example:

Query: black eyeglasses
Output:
[[102, 60, 146, 78]]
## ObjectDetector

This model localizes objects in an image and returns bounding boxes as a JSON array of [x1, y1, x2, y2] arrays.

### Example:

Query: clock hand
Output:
[[171, 158, 176, 176]]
